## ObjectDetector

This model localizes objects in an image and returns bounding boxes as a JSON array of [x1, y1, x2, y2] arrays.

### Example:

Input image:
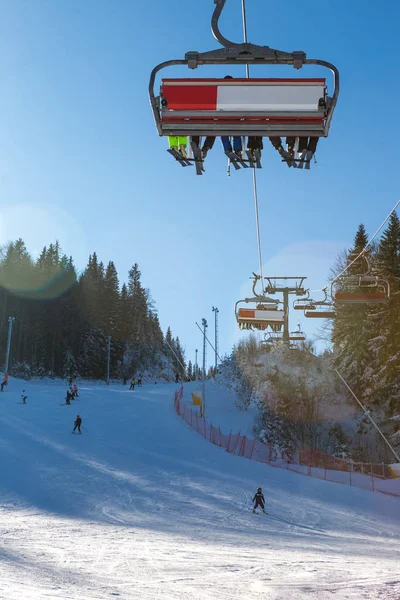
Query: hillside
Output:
[[217, 341, 400, 463], [0, 377, 399, 600]]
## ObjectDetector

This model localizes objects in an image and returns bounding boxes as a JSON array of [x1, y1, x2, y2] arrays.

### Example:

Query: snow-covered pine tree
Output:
[[366, 213, 400, 414], [99, 261, 121, 377], [187, 360, 193, 380], [332, 224, 372, 393]]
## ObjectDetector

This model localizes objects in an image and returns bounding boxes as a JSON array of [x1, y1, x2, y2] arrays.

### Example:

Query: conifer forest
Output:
[[0, 240, 186, 379]]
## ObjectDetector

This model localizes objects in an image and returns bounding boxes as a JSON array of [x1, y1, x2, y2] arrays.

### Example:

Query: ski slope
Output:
[[0, 379, 399, 600]]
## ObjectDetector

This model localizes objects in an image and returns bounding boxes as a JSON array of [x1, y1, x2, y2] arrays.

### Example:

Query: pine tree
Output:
[[366, 213, 400, 413], [332, 224, 372, 391], [187, 360, 193, 380], [0, 240, 188, 381]]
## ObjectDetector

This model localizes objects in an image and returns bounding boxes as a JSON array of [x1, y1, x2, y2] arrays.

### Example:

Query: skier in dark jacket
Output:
[[21, 390, 27, 404], [252, 487, 266, 513], [73, 415, 82, 433], [66, 390, 72, 404]]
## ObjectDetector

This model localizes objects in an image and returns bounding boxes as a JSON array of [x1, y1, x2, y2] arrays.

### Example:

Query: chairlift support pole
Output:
[[263, 277, 307, 344], [195, 348, 198, 379], [283, 289, 289, 342], [212, 306, 219, 372], [202, 319, 208, 416]]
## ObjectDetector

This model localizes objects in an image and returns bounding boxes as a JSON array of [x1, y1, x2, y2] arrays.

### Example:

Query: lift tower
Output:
[[263, 277, 307, 343]]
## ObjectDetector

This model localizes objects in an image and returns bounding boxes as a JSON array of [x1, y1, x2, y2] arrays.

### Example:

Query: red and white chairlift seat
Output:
[[237, 306, 285, 331], [159, 78, 328, 137]]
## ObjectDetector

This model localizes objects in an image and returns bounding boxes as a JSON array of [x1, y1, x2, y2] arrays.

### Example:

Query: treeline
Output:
[[0, 239, 186, 380]]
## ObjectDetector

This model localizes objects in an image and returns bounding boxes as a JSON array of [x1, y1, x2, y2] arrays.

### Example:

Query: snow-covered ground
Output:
[[0, 378, 399, 600]]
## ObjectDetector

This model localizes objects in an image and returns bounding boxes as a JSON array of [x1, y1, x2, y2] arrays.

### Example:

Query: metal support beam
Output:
[[202, 319, 208, 416], [283, 290, 289, 343], [212, 307, 219, 372]]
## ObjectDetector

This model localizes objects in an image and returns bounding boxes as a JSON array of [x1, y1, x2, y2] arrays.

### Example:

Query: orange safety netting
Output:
[[173, 387, 399, 497]]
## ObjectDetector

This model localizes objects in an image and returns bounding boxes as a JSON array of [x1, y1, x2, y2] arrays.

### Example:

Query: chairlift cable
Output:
[[336, 369, 400, 462], [241, 0, 264, 285]]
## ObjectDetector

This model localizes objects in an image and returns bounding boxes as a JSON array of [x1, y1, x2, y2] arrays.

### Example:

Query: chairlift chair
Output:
[[263, 331, 284, 344], [333, 290, 389, 304], [331, 256, 390, 304], [149, 0, 339, 173], [295, 289, 335, 317], [236, 304, 285, 331], [293, 293, 315, 310], [288, 322, 306, 341], [304, 310, 336, 319]]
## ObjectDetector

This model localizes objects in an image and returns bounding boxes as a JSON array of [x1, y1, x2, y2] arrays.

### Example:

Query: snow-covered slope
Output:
[[0, 378, 399, 600]]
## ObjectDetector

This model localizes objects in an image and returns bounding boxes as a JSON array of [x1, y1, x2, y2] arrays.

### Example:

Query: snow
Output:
[[0, 377, 399, 600], [188, 379, 257, 437]]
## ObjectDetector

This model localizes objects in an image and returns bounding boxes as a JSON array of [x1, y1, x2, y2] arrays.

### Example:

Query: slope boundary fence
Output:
[[173, 389, 400, 497]]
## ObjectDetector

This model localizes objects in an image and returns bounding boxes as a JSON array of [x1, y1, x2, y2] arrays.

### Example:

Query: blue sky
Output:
[[0, 0, 399, 365]]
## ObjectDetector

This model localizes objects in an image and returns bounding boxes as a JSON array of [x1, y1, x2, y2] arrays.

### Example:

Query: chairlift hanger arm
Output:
[[211, 0, 304, 64], [149, 1, 339, 138]]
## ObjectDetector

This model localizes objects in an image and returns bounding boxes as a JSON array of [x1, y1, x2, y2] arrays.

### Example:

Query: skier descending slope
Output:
[[72, 415, 82, 434], [253, 487, 267, 514]]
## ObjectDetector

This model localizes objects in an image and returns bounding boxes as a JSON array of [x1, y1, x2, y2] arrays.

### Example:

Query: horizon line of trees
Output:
[[0, 239, 187, 380]]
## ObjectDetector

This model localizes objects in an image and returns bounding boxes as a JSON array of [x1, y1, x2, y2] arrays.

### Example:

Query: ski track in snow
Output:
[[0, 379, 399, 600]]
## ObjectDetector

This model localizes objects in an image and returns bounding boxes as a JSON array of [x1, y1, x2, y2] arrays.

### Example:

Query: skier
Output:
[[123, 376, 127, 385], [66, 389, 72, 404], [21, 390, 27, 404], [252, 487, 266, 513], [191, 135, 215, 160], [68, 376, 73, 386], [73, 383, 79, 398], [168, 135, 188, 158], [130, 378, 135, 390], [1, 379, 6, 392], [175, 373, 180, 384], [137, 374, 142, 386], [247, 136, 263, 161], [221, 76, 242, 157], [72, 415, 82, 434]]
